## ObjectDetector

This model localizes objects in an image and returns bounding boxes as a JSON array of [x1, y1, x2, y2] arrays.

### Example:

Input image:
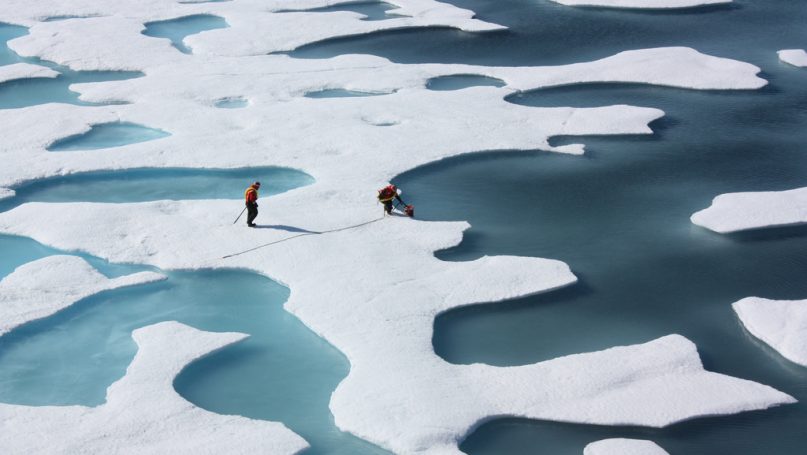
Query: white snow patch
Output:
[[585, 438, 669, 455], [691, 186, 807, 233], [734, 297, 807, 367], [0, 255, 164, 336], [551, 0, 729, 9], [0, 62, 59, 84], [0, 187, 14, 201], [0, 321, 309, 454], [778, 49, 807, 68]]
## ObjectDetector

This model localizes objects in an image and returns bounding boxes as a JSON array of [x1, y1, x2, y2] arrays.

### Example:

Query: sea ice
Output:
[[0, 200, 795, 454], [550, 0, 730, 9], [0, 62, 58, 84], [0, 321, 309, 454], [0, 1, 791, 453], [0, 255, 164, 336], [584, 438, 669, 455], [733, 297, 807, 367], [778, 49, 807, 68], [691, 186, 807, 233], [0, 188, 13, 201], [0, 47, 764, 189]]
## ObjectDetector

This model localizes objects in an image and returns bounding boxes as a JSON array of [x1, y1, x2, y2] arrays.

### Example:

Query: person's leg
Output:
[[383, 200, 392, 215], [247, 203, 258, 226]]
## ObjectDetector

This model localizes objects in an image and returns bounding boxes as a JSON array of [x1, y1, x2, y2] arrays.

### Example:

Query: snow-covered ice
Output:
[[584, 438, 669, 455], [0, 62, 59, 84], [778, 49, 807, 68], [0, 321, 309, 454], [0, 188, 13, 201], [0, 47, 764, 189], [0, 0, 793, 453], [550, 0, 730, 9], [733, 297, 807, 367], [0, 255, 164, 336], [691, 186, 807, 233]]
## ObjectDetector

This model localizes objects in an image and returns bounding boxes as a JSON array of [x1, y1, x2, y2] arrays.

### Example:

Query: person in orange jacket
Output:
[[244, 181, 261, 227]]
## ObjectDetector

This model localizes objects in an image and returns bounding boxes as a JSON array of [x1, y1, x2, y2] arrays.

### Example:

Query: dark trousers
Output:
[[246, 202, 258, 225]]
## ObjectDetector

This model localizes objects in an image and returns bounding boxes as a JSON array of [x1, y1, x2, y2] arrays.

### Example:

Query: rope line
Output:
[[221, 217, 385, 259]]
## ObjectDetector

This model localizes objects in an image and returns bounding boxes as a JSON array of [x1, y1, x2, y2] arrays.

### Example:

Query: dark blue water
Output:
[[142, 15, 229, 54], [0, 22, 143, 109], [378, 1, 807, 452], [290, 0, 806, 69], [277, 2, 400, 21]]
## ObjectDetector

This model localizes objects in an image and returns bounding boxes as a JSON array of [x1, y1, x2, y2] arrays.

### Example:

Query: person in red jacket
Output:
[[244, 181, 261, 227], [377, 184, 412, 216]]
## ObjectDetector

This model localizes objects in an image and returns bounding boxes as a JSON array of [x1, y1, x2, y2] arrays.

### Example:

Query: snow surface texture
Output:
[[733, 297, 807, 367], [550, 0, 730, 10], [0, 1, 792, 454], [691, 186, 807, 233], [0, 321, 309, 454], [584, 438, 669, 455], [0, 255, 164, 336], [0, 62, 59, 84], [778, 49, 807, 68]]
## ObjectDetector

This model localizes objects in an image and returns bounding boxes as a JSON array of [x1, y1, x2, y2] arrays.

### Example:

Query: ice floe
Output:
[[691, 186, 807, 233], [550, 0, 730, 9], [0, 62, 58, 84], [0, 47, 764, 189], [0, 255, 164, 336], [3, 0, 500, 71], [0, 200, 796, 453], [778, 49, 807, 68], [584, 438, 669, 455], [733, 297, 807, 367], [0, 1, 789, 453], [0, 188, 13, 201], [0, 321, 309, 454]]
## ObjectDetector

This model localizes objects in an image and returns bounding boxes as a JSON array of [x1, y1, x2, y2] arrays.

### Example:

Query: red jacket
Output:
[[245, 185, 259, 203]]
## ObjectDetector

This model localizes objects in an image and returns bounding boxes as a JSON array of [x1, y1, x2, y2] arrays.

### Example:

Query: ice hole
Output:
[[41, 15, 102, 22], [214, 97, 249, 108], [276, 2, 403, 21], [46, 122, 171, 151], [142, 15, 229, 54], [305, 88, 391, 98], [426, 75, 506, 91], [0, 166, 313, 213]]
